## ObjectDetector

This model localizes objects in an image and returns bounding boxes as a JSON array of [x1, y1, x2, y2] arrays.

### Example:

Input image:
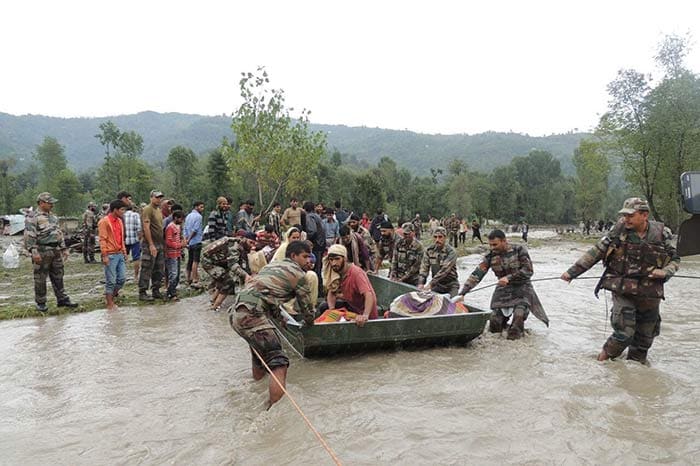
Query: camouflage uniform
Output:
[[82, 204, 97, 263], [460, 243, 548, 338], [418, 240, 459, 296], [24, 193, 72, 307], [352, 224, 377, 269], [566, 211, 680, 363], [229, 258, 315, 369], [201, 237, 250, 295], [390, 234, 424, 286], [377, 232, 401, 266], [412, 216, 422, 239], [445, 215, 460, 248]]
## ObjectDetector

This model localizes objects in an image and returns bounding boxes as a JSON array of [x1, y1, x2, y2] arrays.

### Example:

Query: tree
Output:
[[230, 67, 327, 214], [573, 139, 610, 223], [34, 137, 69, 194], [167, 145, 198, 204], [0, 158, 18, 213], [95, 121, 122, 157]]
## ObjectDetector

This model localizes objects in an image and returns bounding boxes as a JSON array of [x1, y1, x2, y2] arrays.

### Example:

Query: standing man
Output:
[[322, 207, 340, 245], [302, 201, 326, 293], [348, 213, 377, 270], [561, 198, 680, 364], [418, 227, 460, 296], [184, 201, 205, 288], [412, 213, 422, 240], [334, 200, 349, 224], [138, 190, 165, 302], [375, 221, 401, 272], [98, 199, 127, 311], [81, 202, 98, 263], [281, 198, 302, 229], [471, 219, 484, 244], [229, 240, 315, 408], [458, 229, 548, 340], [236, 199, 260, 233], [123, 198, 142, 284], [205, 196, 229, 242], [268, 202, 282, 237], [446, 213, 460, 248], [201, 232, 253, 311], [390, 223, 424, 286], [24, 192, 78, 312]]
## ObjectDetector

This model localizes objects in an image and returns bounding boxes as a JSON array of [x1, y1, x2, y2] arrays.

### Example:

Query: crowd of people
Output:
[[23, 191, 681, 408]]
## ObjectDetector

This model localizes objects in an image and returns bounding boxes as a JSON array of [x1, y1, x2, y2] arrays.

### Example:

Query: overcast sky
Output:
[[1, 0, 698, 136]]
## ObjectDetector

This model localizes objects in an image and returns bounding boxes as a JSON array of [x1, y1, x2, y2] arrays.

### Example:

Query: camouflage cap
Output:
[[37, 192, 58, 203], [401, 222, 414, 232], [619, 197, 650, 215], [433, 226, 447, 237]]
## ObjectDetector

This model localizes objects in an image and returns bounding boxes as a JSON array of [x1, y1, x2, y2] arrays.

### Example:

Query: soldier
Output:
[[390, 222, 424, 285], [418, 227, 460, 296], [24, 192, 79, 312], [457, 229, 548, 340], [471, 219, 484, 244], [201, 231, 254, 311], [561, 197, 680, 364], [139, 190, 166, 301], [81, 202, 98, 263], [445, 213, 460, 248], [374, 221, 401, 271], [228, 240, 315, 408], [412, 213, 422, 240]]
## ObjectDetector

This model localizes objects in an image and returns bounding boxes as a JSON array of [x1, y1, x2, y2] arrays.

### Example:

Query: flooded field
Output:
[[1, 242, 698, 465]]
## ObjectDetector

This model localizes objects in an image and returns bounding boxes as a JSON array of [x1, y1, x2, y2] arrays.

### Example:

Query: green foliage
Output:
[[230, 68, 327, 214], [597, 34, 700, 230], [166, 145, 198, 205], [573, 139, 610, 222]]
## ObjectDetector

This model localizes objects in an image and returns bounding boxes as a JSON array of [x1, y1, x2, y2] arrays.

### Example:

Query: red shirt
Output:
[[338, 264, 378, 319], [165, 223, 182, 259], [107, 213, 124, 249]]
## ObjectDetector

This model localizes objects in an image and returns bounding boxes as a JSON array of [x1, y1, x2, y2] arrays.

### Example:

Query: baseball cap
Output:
[[433, 227, 447, 237], [37, 192, 58, 203], [401, 222, 414, 232], [618, 197, 650, 215], [150, 190, 164, 198]]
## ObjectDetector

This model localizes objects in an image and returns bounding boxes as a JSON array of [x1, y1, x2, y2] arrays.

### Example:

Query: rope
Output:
[[249, 346, 342, 466], [466, 274, 700, 294]]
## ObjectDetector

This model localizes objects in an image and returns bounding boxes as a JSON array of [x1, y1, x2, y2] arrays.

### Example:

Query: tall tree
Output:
[[167, 145, 198, 204], [573, 140, 610, 223], [230, 67, 326, 214], [95, 121, 122, 157]]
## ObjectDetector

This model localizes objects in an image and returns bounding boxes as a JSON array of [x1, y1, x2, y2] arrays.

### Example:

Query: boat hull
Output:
[[275, 275, 490, 357]]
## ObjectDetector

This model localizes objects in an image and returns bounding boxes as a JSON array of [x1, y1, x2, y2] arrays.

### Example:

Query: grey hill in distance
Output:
[[0, 111, 587, 174]]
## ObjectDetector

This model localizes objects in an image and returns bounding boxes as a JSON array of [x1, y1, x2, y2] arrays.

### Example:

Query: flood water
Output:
[[1, 241, 699, 465]]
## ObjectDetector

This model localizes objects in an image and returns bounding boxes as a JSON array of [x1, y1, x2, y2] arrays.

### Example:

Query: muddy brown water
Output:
[[1, 241, 699, 465]]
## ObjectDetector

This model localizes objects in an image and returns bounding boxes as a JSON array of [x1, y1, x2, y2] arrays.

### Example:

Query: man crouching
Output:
[[228, 240, 315, 408]]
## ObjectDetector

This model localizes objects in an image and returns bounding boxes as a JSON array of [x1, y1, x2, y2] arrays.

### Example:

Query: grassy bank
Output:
[[0, 250, 203, 320]]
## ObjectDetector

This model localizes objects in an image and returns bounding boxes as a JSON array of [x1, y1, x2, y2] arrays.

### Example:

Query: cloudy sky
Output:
[[1, 0, 698, 136]]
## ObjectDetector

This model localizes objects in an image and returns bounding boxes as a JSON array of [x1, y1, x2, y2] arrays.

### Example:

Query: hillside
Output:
[[0, 112, 588, 174]]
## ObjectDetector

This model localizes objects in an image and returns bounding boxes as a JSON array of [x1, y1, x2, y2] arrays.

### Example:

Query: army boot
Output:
[[139, 290, 154, 302], [507, 313, 525, 340]]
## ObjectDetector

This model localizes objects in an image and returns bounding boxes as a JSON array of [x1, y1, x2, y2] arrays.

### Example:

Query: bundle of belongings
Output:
[[315, 308, 358, 323], [385, 291, 469, 318]]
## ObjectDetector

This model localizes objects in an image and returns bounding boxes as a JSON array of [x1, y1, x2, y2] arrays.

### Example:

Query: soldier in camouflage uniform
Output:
[[390, 222, 424, 286], [418, 227, 460, 296], [81, 202, 98, 263], [24, 192, 79, 312], [201, 232, 253, 311], [562, 198, 680, 364], [374, 221, 402, 271], [458, 229, 548, 340], [228, 240, 315, 408], [445, 213, 460, 248]]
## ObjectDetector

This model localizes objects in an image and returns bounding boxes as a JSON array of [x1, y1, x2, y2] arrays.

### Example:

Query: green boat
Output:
[[275, 274, 491, 357]]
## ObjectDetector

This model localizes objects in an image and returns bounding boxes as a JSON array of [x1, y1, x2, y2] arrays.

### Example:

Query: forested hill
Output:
[[0, 111, 588, 174]]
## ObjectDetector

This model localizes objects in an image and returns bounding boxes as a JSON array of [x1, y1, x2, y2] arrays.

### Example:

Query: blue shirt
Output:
[[184, 209, 203, 245]]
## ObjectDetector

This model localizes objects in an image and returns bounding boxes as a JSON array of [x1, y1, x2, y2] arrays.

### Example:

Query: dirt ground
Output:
[[0, 235, 203, 320]]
